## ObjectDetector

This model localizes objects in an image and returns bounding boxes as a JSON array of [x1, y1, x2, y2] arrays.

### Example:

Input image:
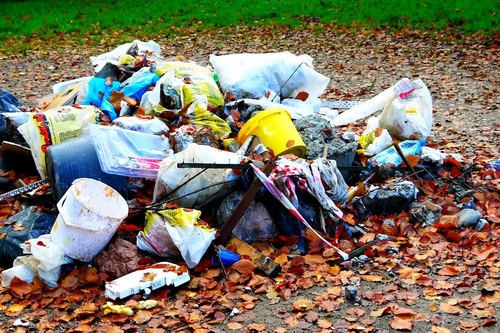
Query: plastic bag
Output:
[[137, 209, 216, 268], [357, 128, 393, 157], [154, 143, 242, 207], [2, 112, 30, 145], [172, 124, 219, 152], [0, 207, 57, 267], [0, 89, 22, 142], [216, 191, 279, 243], [120, 70, 159, 101], [112, 116, 169, 135], [225, 98, 312, 120], [331, 78, 416, 126], [379, 79, 433, 140], [18, 106, 101, 178], [90, 40, 161, 73], [82, 77, 121, 120], [210, 52, 329, 101], [155, 62, 224, 111], [13, 234, 68, 287], [89, 123, 173, 178], [182, 95, 230, 138]]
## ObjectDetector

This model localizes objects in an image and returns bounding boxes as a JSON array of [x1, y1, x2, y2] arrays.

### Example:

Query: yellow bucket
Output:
[[237, 108, 307, 157]]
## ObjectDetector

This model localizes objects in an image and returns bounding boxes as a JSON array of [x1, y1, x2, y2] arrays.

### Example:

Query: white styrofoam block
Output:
[[105, 262, 190, 300]]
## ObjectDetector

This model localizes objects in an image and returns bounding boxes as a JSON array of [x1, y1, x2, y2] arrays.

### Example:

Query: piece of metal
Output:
[[0, 179, 49, 202], [320, 100, 362, 109]]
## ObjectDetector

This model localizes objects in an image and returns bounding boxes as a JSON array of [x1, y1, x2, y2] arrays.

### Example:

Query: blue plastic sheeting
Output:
[[82, 77, 121, 120]]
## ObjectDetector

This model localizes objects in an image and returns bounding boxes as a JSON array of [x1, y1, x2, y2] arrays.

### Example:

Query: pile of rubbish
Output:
[[0, 39, 497, 304]]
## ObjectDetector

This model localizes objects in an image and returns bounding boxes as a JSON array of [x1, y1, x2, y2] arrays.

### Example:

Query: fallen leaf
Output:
[[317, 319, 332, 328], [440, 303, 461, 315], [133, 310, 153, 325], [227, 322, 242, 330], [390, 317, 413, 330], [360, 275, 384, 282], [232, 259, 257, 275], [437, 267, 459, 276], [247, 323, 266, 331], [9, 277, 32, 298], [292, 299, 314, 311], [469, 307, 496, 318], [457, 319, 480, 331], [5, 303, 25, 316], [106, 327, 124, 333]]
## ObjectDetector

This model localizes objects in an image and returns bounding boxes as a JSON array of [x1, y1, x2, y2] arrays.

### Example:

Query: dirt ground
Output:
[[0, 30, 500, 332]]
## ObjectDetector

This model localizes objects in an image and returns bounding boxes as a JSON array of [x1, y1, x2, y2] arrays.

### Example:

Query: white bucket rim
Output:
[[70, 178, 128, 221]]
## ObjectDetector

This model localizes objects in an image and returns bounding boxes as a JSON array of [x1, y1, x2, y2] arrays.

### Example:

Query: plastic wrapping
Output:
[[210, 52, 330, 101], [369, 139, 427, 166], [112, 116, 169, 135], [89, 124, 173, 178], [154, 144, 242, 207], [137, 209, 216, 268], [18, 106, 101, 178]]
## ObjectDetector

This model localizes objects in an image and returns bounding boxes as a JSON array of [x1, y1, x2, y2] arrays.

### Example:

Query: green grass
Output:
[[1, 0, 499, 52]]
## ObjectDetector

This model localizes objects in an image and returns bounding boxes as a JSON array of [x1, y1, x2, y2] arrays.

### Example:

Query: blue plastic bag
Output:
[[121, 72, 159, 101], [82, 77, 121, 120], [0, 89, 22, 142], [369, 139, 426, 166]]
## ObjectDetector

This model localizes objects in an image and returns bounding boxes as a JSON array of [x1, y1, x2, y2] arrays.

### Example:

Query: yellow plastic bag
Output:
[[137, 208, 216, 268], [155, 62, 224, 111], [18, 106, 101, 178], [183, 95, 230, 138]]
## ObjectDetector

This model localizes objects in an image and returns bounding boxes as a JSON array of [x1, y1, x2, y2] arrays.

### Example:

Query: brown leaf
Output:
[[232, 259, 257, 275], [360, 274, 384, 282], [401, 155, 419, 168], [295, 91, 309, 101], [5, 303, 25, 316], [133, 310, 153, 325], [437, 266, 459, 276], [105, 77, 114, 85], [346, 308, 366, 317], [284, 316, 299, 327], [106, 327, 125, 333], [247, 323, 266, 331], [476, 245, 497, 261], [305, 311, 319, 323], [469, 307, 496, 318], [317, 319, 332, 328], [390, 317, 413, 330], [292, 299, 314, 312], [9, 277, 32, 298], [320, 300, 339, 312], [227, 322, 242, 330], [0, 232, 7, 239], [440, 303, 461, 315], [11, 224, 26, 231], [84, 267, 100, 285], [458, 320, 480, 331]]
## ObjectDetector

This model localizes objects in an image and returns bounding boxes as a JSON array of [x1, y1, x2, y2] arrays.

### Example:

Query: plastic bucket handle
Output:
[[56, 189, 112, 233]]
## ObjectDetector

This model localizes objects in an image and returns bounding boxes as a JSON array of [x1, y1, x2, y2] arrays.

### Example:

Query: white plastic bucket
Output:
[[50, 178, 128, 262]]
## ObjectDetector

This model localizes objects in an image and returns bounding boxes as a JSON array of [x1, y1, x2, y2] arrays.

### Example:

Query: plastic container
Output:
[[46, 135, 129, 203], [212, 248, 240, 267], [237, 108, 307, 157], [50, 178, 128, 262], [369, 139, 426, 166]]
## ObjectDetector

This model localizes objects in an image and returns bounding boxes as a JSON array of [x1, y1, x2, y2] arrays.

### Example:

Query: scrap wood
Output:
[[226, 236, 282, 278]]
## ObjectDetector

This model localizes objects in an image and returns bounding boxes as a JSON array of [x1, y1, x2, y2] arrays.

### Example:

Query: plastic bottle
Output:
[[369, 139, 427, 166]]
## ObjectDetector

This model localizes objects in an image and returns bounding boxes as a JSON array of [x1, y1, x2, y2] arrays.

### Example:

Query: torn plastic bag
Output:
[[216, 190, 280, 243], [90, 40, 161, 73], [357, 128, 393, 157], [171, 124, 219, 153], [210, 52, 329, 101], [82, 77, 121, 120], [182, 95, 230, 138], [369, 139, 426, 166], [17, 106, 102, 178], [89, 123, 173, 178], [13, 234, 70, 287], [112, 116, 169, 135], [120, 70, 159, 101], [0, 206, 57, 267], [331, 78, 416, 126], [137, 209, 216, 268], [154, 62, 224, 112], [154, 143, 243, 207], [312, 159, 349, 204]]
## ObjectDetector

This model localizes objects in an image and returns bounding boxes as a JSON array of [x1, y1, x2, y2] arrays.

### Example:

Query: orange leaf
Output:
[[476, 245, 497, 261], [0, 232, 6, 240], [295, 91, 309, 101], [469, 308, 496, 318], [5, 303, 25, 316], [9, 277, 32, 298], [133, 310, 153, 325], [440, 303, 461, 315], [231, 259, 256, 275], [247, 323, 266, 331], [317, 319, 332, 328], [401, 155, 419, 168], [430, 304, 438, 312], [437, 266, 459, 276], [390, 317, 413, 330], [227, 322, 242, 330], [446, 230, 461, 243], [360, 275, 384, 282], [458, 320, 480, 330], [292, 299, 314, 311]]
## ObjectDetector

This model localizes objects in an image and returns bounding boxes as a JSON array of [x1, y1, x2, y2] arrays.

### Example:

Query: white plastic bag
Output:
[[137, 209, 215, 268], [379, 79, 432, 140], [210, 52, 330, 100], [154, 144, 243, 207], [90, 40, 161, 73], [331, 78, 416, 126]]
